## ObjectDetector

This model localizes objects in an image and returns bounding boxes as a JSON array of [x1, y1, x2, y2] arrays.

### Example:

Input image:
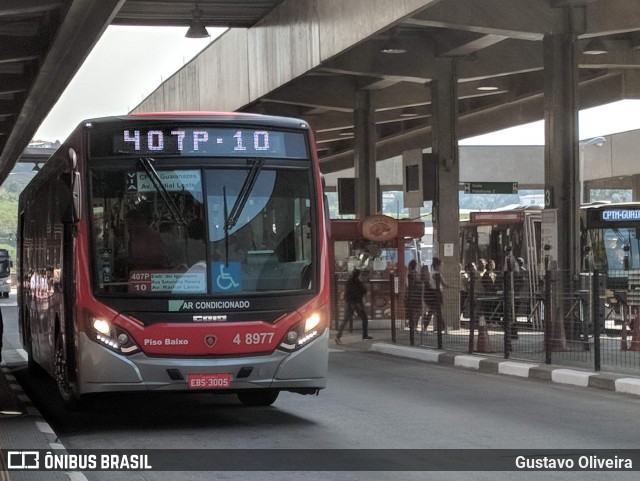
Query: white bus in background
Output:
[[0, 249, 12, 298]]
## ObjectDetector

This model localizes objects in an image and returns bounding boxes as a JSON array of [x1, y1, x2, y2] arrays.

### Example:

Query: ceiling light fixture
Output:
[[579, 136, 607, 147], [381, 32, 407, 54], [476, 80, 500, 91], [186, 0, 209, 39], [583, 38, 607, 55]]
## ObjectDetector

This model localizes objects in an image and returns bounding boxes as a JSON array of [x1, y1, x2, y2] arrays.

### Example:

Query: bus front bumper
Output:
[[76, 329, 328, 395]]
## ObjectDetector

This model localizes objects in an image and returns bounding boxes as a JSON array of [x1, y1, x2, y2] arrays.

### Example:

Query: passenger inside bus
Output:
[[183, 218, 207, 267], [607, 237, 627, 271], [126, 209, 170, 269]]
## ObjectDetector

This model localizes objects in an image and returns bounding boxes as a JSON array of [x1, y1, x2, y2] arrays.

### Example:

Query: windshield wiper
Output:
[[223, 186, 230, 266], [138, 157, 187, 227], [224, 158, 264, 231], [222, 159, 264, 266]]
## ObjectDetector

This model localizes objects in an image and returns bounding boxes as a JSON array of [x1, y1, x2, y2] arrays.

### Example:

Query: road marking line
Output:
[[35, 421, 55, 435], [67, 472, 90, 481]]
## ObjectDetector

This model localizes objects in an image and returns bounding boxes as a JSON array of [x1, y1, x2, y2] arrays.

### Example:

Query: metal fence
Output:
[[332, 268, 640, 374]]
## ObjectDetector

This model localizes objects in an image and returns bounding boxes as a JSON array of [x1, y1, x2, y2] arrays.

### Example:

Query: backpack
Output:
[[423, 273, 437, 303]]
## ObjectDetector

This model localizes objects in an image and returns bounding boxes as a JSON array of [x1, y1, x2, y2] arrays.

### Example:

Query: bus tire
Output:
[[55, 333, 81, 410], [237, 389, 279, 407], [25, 323, 44, 377], [27, 350, 45, 377]]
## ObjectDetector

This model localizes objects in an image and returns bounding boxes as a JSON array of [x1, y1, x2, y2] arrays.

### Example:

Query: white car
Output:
[[0, 276, 10, 298]]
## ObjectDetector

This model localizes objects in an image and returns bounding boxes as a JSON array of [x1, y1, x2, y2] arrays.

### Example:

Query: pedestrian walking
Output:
[[515, 257, 529, 317], [503, 246, 520, 339], [481, 259, 500, 323], [431, 257, 449, 333], [405, 260, 421, 345], [336, 269, 372, 343], [0, 307, 3, 365], [420, 264, 435, 331]]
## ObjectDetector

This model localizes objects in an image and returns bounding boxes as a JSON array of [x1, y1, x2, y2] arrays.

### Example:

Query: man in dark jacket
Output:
[[0, 308, 3, 364], [336, 269, 372, 343]]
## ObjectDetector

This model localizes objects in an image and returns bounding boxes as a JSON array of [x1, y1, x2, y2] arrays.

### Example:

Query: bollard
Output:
[[476, 316, 495, 353]]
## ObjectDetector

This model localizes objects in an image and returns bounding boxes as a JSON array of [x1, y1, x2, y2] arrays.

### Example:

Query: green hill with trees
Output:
[[0, 168, 36, 261]]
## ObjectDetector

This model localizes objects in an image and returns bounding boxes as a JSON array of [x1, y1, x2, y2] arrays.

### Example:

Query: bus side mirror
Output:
[[71, 171, 81, 222], [60, 149, 81, 223], [59, 171, 81, 224], [321, 175, 331, 239], [69, 148, 81, 223]]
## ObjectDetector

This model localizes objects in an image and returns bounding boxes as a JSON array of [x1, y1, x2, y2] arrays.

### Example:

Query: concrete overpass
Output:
[[2, 0, 640, 182], [0, 0, 285, 183], [131, 0, 640, 173]]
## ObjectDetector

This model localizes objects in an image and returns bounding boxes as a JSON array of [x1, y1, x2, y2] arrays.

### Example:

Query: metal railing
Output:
[[337, 266, 640, 374]]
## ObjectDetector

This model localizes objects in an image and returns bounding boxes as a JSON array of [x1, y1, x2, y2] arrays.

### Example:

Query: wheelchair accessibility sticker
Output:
[[212, 262, 241, 292]]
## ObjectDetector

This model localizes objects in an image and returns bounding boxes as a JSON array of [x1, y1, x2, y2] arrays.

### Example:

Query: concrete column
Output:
[[632, 174, 640, 202], [431, 59, 460, 328], [543, 32, 580, 277], [409, 207, 421, 221], [354, 90, 377, 218]]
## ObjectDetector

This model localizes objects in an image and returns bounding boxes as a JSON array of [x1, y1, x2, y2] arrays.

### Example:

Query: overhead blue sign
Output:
[[601, 209, 640, 221]]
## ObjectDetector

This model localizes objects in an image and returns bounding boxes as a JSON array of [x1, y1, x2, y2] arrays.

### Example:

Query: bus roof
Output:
[[82, 112, 310, 131], [581, 201, 639, 210]]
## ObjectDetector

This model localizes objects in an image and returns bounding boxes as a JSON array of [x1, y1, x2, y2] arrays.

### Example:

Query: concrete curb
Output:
[[0, 364, 72, 480], [370, 342, 640, 397]]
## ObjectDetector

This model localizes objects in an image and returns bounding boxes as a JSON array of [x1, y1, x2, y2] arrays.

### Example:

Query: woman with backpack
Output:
[[430, 257, 449, 334], [420, 264, 435, 332]]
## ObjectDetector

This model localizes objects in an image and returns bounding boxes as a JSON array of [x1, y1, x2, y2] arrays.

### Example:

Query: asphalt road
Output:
[[3, 296, 640, 481]]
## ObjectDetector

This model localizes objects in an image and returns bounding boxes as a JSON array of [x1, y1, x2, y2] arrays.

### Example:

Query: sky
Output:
[[34, 26, 225, 142], [34, 26, 640, 146], [460, 99, 640, 145]]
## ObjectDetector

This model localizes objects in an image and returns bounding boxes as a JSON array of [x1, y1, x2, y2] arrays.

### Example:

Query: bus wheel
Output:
[[237, 389, 279, 407], [55, 334, 80, 410], [25, 325, 44, 377], [27, 348, 44, 376]]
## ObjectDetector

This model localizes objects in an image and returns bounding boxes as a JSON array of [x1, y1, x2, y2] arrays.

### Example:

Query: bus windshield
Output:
[[0, 249, 10, 277], [587, 227, 640, 273], [91, 160, 314, 296]]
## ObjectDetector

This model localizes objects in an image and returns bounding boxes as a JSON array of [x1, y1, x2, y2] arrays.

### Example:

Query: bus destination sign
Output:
[[108, 127, 307, 159], [601, 209, 640, 222]]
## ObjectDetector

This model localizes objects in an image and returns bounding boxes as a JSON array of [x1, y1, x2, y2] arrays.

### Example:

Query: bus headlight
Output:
[[93, 319, 110, 336], [278, 311, 326, 352], [305, 313, 321, 332], [90, 318, 140, 355]]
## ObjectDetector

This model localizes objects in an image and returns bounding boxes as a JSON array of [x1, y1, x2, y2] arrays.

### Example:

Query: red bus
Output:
[[18, 113, 330, 408]]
